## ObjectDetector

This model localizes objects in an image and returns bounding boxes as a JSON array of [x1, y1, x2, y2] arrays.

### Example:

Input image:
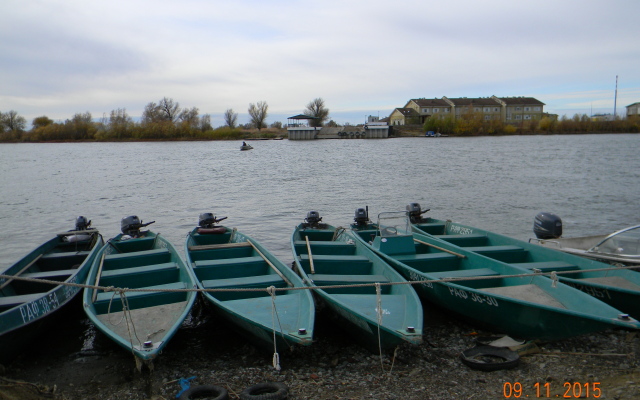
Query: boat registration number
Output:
[[19, 292, 61, 323], [449, 286, 499, 307]]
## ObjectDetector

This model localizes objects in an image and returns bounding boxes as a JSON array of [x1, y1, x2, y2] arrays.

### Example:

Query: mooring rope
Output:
[[1, 262, 638, 296], [267, 285, 281, 371], [375, 282, 385, 373]]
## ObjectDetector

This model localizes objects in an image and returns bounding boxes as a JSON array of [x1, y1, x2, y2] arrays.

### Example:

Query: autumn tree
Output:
[[1, 110, 27, 132], [109, 108, 133, 139], [304, 97, 329, 127], [248, 101, 268, 130], [179, 106, 199, 127], [224, 108, 238, 128], [32, 116, 54, 129], [200, 114, 212, 131]]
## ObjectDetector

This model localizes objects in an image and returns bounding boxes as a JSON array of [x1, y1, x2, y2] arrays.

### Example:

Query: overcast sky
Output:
[[1, 0, 638, 126]]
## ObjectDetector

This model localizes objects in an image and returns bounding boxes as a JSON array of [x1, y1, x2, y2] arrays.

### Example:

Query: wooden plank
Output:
[[305, 236, 316, 274], [188, 242, 251, 251], [413, 238, 465, 258], [247, 240, 292, 287], [0, 254, 43, 290], [91, 253, 106, 303]]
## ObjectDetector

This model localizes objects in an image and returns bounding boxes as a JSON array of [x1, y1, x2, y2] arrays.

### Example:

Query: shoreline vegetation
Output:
[[0, 111, 639, 143]]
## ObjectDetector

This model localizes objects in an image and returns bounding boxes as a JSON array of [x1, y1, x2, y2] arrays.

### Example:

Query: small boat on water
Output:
[[185, 213, 314, 350], [1, 217, 103, 363], [291, 211, 422, 351], [351, 208, 640, 340], [240, 141, 253, 151], [408, 204, 640, 320], [530, 212, 640, 266], [83, 216, 197, 363]]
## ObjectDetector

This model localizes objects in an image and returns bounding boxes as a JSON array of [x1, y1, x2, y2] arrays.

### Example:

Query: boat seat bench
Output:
[[430, 268, 499, 279], [105, 248, 170, 260], [194, 256, 264, 268], [94, 282, 187, 304], [394, 253, 458, 262], [21, 269, 78, 280], [299, 254, 369, 263], [294, 240, 353, 247], [464, 245, 524, 253], [41, 251, 90, 260], [434, 234, 487, 246], [511, 261, 579, 272], [310, 274, 389, 284], [0, 293, 43, 308], [202, 274, 283, 289], [414, 222, 446, 234], [100, 262, 178, 278]]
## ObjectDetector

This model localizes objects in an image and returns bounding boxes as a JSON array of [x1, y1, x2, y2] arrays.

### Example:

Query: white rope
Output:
[[550, 271, 558, 288], [267, 285, 281, 371], [375, 282, 385, 373]]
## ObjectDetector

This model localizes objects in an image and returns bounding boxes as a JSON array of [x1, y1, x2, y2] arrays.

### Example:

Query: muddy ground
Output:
[[1, 299, 639, 400]]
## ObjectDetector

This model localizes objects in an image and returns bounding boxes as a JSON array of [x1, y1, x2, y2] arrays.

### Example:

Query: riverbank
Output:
[[2, 301, 639, 400]]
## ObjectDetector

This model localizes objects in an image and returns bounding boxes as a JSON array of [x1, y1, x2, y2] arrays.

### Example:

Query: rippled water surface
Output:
[[1, 134, 639, 268]]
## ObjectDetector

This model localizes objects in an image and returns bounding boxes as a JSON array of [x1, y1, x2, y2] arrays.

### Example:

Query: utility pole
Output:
[[614, 75, 618, 119]]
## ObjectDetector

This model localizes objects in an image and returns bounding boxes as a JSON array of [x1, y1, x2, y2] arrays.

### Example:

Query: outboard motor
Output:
[[198, 212, 228, 229], [121, 215, 142, 236], [75, 216, 91, 230], [199, 213, 217, 228], [406, 203, 430, 223], [304, 211, 322, 227], [353, 207, 370, 227], [533, 212, 563, 239]]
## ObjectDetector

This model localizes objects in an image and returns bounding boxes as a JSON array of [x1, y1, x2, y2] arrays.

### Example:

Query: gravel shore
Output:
[[2, 301, 639, 400]]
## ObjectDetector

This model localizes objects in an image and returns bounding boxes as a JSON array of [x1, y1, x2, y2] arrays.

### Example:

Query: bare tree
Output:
[[248, 101, 268, 130], [2, 110, 27, 131], [224, 108, 238, 128], [304, 98, 329, 127], [179, 106, 199, 127], [159, 97, 181, 122], [200, 114, 212, 131]]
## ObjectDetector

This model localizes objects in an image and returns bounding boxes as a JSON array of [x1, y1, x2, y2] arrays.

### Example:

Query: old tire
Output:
[[179, 385, 229, 400], [460, 345, 520, 371], [239, 382, 288, 400]]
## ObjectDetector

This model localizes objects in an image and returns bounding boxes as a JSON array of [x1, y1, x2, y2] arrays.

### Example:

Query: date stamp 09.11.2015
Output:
[[503, 381, 602, 398]]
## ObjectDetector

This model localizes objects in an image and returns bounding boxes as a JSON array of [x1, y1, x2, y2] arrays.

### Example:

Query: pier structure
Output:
[[287, 115, 389, 140]]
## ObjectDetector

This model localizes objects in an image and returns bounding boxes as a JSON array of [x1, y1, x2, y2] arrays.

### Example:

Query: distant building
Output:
[[389, 96, 545, 125], [591, 113, 614, 122], [627, 102, 640, 117]]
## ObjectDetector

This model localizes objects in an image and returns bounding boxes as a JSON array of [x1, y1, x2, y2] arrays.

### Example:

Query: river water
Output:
[[1, 134, 639, 269]]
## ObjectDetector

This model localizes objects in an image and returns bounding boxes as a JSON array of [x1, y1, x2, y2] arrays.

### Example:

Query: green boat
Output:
[[351, 209, 640, 340], [291, 211, 422, 351], [407, 203, 640, 320], [83, 216, 197, 363], [185, 213, 314, 350], [1, 217, 103, 363]]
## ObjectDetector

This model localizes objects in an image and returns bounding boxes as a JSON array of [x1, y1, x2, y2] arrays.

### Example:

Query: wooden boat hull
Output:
[[351, 214, 640, 340], [413, 218, 640, 319], [185, 226, 314, 350], [291, 223, 422, 351], [1, 230, 103, 363], [83, 231, 197, 362]]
